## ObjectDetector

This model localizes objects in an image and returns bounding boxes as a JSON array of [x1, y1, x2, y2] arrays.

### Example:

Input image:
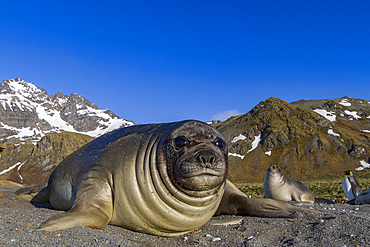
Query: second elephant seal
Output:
[[264, 164, 314, 203]]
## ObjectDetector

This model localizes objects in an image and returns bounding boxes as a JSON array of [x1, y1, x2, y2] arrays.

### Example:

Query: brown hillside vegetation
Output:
[[213, 97, 370, 183]]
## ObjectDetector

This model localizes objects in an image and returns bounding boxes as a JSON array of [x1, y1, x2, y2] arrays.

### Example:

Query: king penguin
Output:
[[0, 147, 7, 157], [342, 170, 362, 201]]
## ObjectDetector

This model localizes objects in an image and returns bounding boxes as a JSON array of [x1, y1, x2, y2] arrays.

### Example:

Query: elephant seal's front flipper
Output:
[[38, 175, 113, 231], [215, 180, 317, 217], [38, 208, 109, 231]]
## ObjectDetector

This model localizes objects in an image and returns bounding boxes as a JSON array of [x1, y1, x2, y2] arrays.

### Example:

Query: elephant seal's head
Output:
[[158, 120, 228, 197]]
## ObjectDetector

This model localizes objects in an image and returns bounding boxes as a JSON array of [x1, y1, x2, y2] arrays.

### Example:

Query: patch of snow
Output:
[[0, 162, 22, 175], [247, 134, 261, 153], [6, 79, 48, 102], [13, 142, 27, 147], [362, 130, 370, 133], [344, 110, 361, 120], [17, 162, 25, 172], [83, 118, 133, 137], [16, 161, 26, 182], [76, 103, 85, 110], [52, 96, 68, 107], [265, 151, 272, 156], [35, 104, 76, 132], [339, 99, 351, 106], [328, 129, 340, 137], [356, 160, 370, 171], [0, 94, 33, 112], [314, 109, 336, 122], [232, 134, 246, 143], [1, 124, 42, 141], [228, 153, 245, 159]]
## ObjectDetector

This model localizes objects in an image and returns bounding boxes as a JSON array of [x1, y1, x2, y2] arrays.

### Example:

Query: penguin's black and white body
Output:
[[342, 170, 361, 201]]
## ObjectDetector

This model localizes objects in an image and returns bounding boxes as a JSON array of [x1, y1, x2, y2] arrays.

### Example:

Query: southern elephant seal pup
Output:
[[264, 164, 315, 203], [22, 120, 315, 236]]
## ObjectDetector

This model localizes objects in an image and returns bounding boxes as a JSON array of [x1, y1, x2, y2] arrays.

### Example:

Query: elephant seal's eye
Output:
[[214, 139, 225, 150], [175, 137, 189, 149]]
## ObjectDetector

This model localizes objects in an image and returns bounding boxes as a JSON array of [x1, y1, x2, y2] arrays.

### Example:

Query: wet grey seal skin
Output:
[[264, 164, 315, 203], [351, 188, 370, 205], [25, 120, 315, 236]]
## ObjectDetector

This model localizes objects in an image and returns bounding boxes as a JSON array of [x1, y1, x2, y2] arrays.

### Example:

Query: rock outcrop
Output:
[[0, 132, 94, 186]]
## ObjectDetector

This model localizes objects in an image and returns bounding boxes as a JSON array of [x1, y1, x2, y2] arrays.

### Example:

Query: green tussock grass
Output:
[[235, 169, 370, 201]]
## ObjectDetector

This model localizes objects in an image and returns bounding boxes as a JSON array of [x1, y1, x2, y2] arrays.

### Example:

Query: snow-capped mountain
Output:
[[0, 78, 133, 143]]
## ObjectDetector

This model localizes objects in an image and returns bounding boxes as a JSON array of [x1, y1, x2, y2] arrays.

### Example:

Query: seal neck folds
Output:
[[116, 121, 227, 236]]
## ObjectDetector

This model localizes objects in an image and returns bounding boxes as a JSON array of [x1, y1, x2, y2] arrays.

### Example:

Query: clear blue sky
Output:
[[1, 1, 369, 124]]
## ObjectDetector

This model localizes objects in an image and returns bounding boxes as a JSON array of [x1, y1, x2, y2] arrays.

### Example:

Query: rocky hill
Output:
[[0, 78, 134, 143], [213, 97, 370, 183], [0, 132, 94, 185]]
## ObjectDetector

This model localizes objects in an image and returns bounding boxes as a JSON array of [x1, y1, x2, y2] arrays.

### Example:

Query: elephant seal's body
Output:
[[352, 188, 370, 205], [264, 164, 315, 203], [24, 121, 316, 236]]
